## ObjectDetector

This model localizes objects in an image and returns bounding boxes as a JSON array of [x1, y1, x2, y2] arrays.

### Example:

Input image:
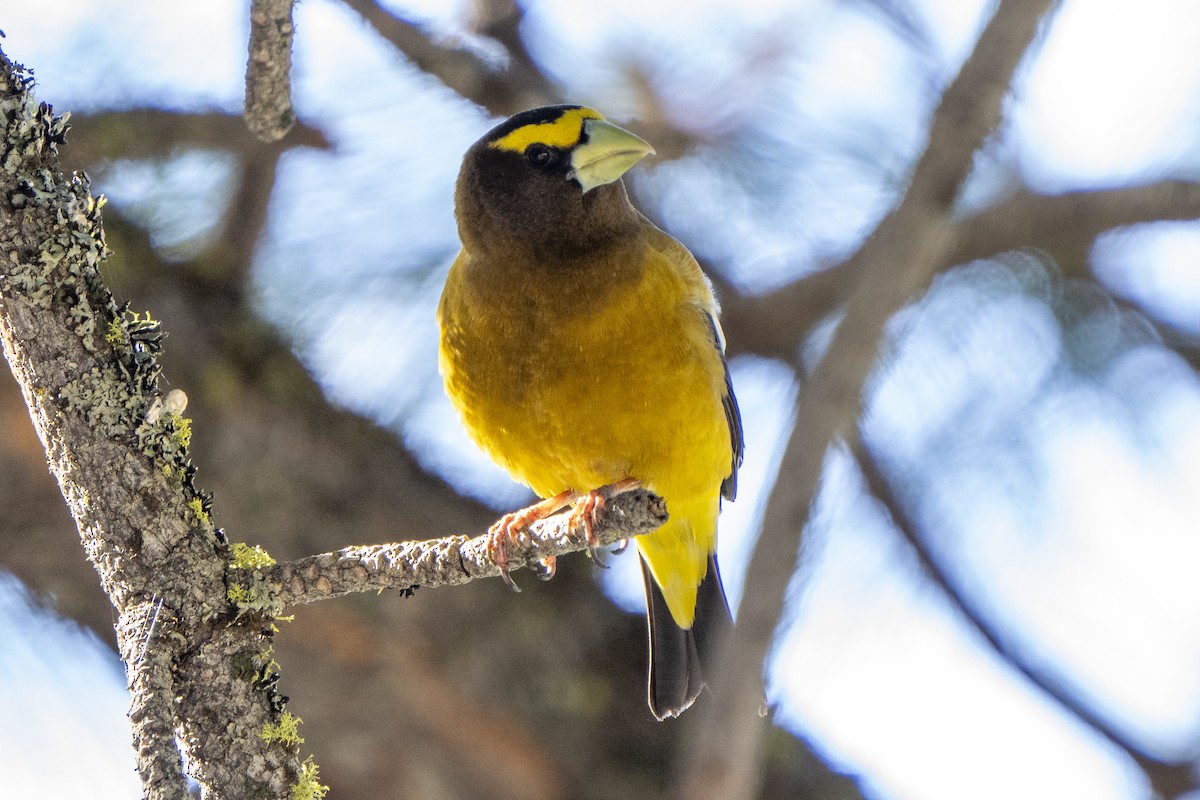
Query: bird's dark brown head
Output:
[[455, 105, 655, 261]]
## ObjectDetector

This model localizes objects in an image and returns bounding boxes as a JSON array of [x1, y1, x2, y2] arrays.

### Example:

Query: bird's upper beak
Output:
[[570, 118, 655, 193]]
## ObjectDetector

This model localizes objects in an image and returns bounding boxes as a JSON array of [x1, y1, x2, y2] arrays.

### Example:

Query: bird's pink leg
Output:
[[488, 478, 643, 588], [488, 490, 575, 591], [568, 478, 643, 567]]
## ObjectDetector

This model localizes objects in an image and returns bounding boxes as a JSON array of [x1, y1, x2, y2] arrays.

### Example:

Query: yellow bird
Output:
[[438, 105, 743, 719]]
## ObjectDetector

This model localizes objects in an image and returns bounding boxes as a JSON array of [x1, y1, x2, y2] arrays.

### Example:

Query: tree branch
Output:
[[670, 4, 1061, 799], [117, 599, 189, 800], [339, 0, 559, 115], [952, 181, 1200, 269], [0, 48, 305, 799], [721, 179, 1200, 367], [852, 443, 1199, 800], [251, 489, 667, 608], [60, 108, 329, 165], [245, 0, 297, 141]]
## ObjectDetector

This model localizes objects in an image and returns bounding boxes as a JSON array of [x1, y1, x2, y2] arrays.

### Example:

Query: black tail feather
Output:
[[642, 553, 733, 720], [691, 553, 733, 663]]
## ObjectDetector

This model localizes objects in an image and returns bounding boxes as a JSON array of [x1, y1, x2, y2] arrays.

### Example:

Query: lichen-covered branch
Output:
[[247, 489, 666, 609], [0, 47, 311, 799], [245, 0, 297, 141]]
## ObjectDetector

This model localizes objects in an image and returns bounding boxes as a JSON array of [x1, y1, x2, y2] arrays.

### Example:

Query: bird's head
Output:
[[455, 105, 655, 259]]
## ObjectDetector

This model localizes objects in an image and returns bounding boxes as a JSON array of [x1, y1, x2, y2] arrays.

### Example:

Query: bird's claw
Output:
[[488, 480, 642, 587], [533, 556, 557, 581], [486, 489, 575, 591], [569, 489, 608, 567], [487, 520, 523, 593], [573, 479, 643, 567]]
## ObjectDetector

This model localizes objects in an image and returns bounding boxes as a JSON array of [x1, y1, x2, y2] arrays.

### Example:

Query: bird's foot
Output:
[[570, 478, 642, 567], [487, 490, 574, 592], [487, 480, 642, 587]]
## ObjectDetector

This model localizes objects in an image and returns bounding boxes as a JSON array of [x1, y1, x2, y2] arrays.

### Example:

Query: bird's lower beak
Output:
[[570, 118, 655, 193]]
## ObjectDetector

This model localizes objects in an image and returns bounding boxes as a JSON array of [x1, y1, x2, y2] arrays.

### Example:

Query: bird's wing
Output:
[[640, 218, 744, 501], [705, 311, 743, 502]]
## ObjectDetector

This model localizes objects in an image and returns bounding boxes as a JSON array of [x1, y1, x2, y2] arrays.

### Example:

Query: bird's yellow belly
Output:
[[440, 269, 730, 507]]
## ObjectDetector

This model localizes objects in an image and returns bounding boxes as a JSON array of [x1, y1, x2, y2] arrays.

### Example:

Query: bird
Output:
[[437, 104, 743, 719]]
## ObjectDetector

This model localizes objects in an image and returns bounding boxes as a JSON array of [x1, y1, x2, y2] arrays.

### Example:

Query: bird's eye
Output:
[[526, 144, 555, 168]]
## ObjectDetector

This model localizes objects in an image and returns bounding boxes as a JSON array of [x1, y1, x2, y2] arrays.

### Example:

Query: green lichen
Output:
[[172, 414, 192, 450], [136, 407, 190, 461], [7, 263, 55, 308], [254, 650, 281, 689], [105, 316, 124, 348], [54, 304, 172, 449], [226, 583, 253, 607], [225, 578, 281, 616], [186, 496, 209, 525], [59, 366, 138, 435], [231, 645, 279, 688], [233, 643, 286, 737], [226, 543, 281, 616], [2, 78, 111, 348], [67, 290, 97, 351], [225, 582, 280, 618], [260, 711, 303, 747], [292, 757, 329, 800], [230, 542, 276, 569], [247, 649, 324, 800], [229, 588, 281, 616]]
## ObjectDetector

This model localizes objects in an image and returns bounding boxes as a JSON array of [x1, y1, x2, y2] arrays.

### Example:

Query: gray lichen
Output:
[[59, 365, 137, 431]]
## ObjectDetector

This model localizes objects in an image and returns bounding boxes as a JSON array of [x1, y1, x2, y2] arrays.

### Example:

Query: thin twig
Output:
[[245, 0, 297, 141], [259, 488, 667, 608]]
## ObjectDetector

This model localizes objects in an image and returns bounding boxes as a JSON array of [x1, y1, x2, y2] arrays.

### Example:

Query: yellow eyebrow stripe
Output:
[[490, 107, 604, 153]]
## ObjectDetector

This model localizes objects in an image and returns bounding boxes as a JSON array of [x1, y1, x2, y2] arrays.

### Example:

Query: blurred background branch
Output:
[[339, 0, 560, 113], [853, 442, 1198, 800], [672, 5, 1061, 800]]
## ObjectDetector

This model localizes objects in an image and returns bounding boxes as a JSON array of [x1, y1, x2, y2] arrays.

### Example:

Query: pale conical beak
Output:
[[570, 118, 655, 193]]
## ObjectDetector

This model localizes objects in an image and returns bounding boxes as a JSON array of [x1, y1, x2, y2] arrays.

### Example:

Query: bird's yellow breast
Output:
[[437, 226, 731, 509]]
